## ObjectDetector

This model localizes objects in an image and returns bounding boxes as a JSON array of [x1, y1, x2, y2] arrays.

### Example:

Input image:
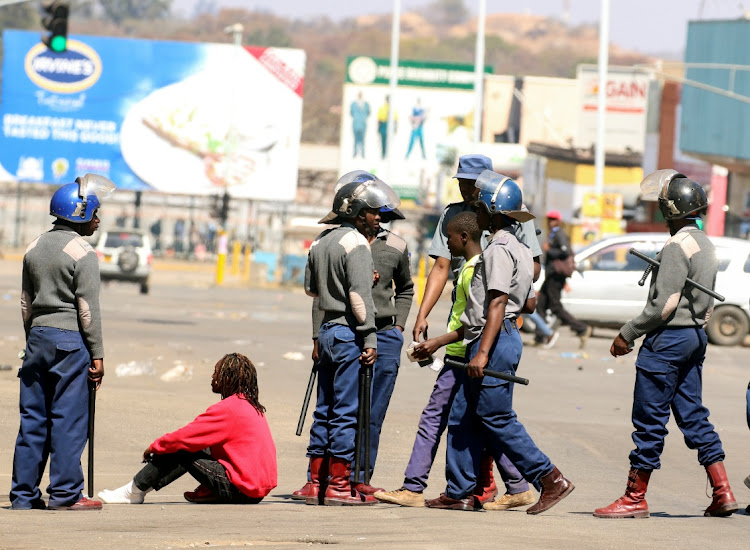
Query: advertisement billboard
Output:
[[575, 65, 654, 154], [0, 30, 305, 199], [340, 56, 491, 203]]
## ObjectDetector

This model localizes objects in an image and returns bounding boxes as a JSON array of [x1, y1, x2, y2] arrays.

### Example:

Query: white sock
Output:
[[97, 480, 151, 504]]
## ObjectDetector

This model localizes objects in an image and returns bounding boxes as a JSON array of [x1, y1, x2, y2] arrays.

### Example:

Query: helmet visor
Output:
[[474, 169, 511, 197], [351, 179, 401, 212], [335, 170, 378, 192], [640, 169, 683, 201], [76, 173, 116, 200]]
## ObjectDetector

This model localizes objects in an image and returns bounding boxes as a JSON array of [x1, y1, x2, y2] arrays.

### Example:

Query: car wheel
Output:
[[140, 280, 149, 295], [706, 306, 750, 346], [118, 246, 139, 274]]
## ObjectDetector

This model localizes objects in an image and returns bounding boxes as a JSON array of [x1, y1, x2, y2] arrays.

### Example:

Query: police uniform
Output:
[[304, 223, 377, 465], [595, 169, 738, 519], [310, 228, 413, 486], [622, 226, 724, 470], [445, 228, 553, 499], [426, 201, 541, 498], [11, 226, 103, 509]]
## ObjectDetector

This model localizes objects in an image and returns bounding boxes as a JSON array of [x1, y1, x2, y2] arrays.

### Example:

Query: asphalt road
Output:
[[0, 258, 748, 549]]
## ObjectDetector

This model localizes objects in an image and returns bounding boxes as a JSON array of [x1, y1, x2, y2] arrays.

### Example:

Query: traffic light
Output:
[[41, 1, 69, 53]]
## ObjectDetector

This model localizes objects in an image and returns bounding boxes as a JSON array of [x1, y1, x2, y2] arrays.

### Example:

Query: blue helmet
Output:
[[474, 170, 535, 222], [50, 174, 115, 222]]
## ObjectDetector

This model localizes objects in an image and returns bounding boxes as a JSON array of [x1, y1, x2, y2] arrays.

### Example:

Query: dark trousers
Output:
[[352, 326, 403, 481], [307, 323, 362, 461], [134, 450, 261, 504], [535, 273, 587, 336], [629, 327, 724, 470], [445, 324, 553, 499], [11, 328, 90, 509]]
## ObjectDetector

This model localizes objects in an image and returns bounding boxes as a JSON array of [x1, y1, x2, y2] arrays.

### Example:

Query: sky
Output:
[[174, 0, 749, 56]]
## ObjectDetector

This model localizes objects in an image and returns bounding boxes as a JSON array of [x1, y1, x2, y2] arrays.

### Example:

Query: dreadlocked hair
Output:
[[214, 353, 266, 414]]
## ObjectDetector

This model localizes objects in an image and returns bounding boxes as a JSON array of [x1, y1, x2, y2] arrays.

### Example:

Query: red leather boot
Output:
[[291, 456, 328, 505], [704, 461, 738, 517], [323, 457, 377, 506], [473, 452, 498, 505], [593, 468, 650, 518]]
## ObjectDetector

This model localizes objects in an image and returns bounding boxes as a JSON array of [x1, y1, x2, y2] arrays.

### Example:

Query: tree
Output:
[[98, 0, 172, 25], [422, 0, 468, 26]]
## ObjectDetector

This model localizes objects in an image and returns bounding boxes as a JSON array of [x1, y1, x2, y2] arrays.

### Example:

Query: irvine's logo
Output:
[[24, 40, 102, 94]]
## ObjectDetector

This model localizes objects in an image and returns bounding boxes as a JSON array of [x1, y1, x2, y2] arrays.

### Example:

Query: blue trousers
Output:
[[445, 323, 553, 499], [352, 327, 403, 481], [11, 327, 91, 509], [629, 327, 724, 470], [307, 323, 363, 462], [403, 355, 530, 495]]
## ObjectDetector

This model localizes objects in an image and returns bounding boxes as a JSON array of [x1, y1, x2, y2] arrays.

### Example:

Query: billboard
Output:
[[340, 56, 491, 202], [575, 65, 654, 154], [0, 30, 305, 199]]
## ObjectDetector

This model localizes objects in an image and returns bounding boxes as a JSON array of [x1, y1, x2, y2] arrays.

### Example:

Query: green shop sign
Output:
[[346, 56, 492, 90]]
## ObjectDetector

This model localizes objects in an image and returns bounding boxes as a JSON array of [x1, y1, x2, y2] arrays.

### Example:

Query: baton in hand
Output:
[[444, 358, 529, 385], [628, 248, 725, 302], [295, 365, 318, 436], [87, 381, 96, 498], [353, 362, 373, 485]]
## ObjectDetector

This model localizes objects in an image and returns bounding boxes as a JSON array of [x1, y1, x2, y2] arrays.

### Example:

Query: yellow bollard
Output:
[[417, 252, 428, 305], [242, 245, 251, 282], [216, 253, 226, 285], [231, 240, 241, 276], [215, 231, 228, 285]]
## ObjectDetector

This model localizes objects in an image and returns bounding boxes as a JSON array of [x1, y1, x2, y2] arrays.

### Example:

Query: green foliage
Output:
[[421, 0, 469, 26], [245, 26, 292, 48], [98, 0, 172, 25]]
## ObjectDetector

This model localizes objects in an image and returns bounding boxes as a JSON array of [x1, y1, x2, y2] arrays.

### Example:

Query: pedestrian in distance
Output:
[[425, 171, 574, 514], [535, 209, 591, 348], [595, 169, 739, 519], [10, 175, 114, 511], [98, 353, 276, 505], [296, 170, 401, 506], [412, 153, 543, 505], [294, 195, 413, 500], [376, 211, 535, 510]]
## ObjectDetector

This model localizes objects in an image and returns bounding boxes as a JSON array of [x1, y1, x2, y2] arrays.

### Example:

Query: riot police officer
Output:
[[10, 175, 113, 510], [595, 170, 738, 519], [299, 171, 400, 506]]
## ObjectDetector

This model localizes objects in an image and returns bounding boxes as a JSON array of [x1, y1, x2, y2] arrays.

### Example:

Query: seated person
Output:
[[98, 353, 277, 504]]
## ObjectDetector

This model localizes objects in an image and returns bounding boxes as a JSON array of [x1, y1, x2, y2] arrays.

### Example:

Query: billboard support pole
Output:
[[386, 0, 401, 182], [594, 0, 609, 197], [473, 0, 486, 144]]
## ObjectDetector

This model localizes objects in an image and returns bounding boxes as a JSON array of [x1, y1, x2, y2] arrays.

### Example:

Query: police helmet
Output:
[[640, 169, 708, 220], [474, 170, 535, 222], [50, 174, 116, 222], [319, 170, 401, 224]]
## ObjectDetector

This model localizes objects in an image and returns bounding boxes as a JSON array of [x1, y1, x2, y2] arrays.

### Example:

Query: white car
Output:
[[536, 233, 750, 346], [93, 230, 153, 294]]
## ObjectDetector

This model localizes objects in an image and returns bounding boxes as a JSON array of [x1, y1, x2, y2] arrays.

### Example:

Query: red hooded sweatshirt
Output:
[[150, 394, 277, 498]]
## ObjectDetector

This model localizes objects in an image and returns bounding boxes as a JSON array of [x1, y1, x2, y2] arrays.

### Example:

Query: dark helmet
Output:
[[474, 170, 535, 222], [640, 169, 708, 220], [50, 174, 116, 222], [319, 170, 401, 224]]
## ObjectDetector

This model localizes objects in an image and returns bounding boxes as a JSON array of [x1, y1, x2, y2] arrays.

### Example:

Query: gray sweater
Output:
[[21, 226, 104, 358], [620, 225, 718, 344], [312, 228, 414, 338], [305, 223, 378, 349]]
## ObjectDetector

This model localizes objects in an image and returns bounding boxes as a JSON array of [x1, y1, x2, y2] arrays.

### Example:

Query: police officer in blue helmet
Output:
[[426, 170, 574, 514], [10, 174, 114, 511]]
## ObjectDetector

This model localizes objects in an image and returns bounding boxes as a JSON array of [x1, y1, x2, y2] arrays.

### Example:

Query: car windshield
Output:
[[103, 232, 143, 248]]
